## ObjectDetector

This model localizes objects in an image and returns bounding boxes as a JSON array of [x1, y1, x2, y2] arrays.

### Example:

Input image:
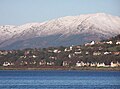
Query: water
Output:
[[0, 70, 120, 89]]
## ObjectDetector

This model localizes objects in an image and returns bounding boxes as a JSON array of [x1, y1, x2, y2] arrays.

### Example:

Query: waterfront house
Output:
[[3, 62, 14, 66], [63, 61, 70, 66], [97, 63, 105, 67], [39, 60, 46, 66], [111, 61, 120, 67], [76, 61, 86, 67], [76, 61, 82, 67], [90, 63, 97, 67], [3, 62, 10, 66]]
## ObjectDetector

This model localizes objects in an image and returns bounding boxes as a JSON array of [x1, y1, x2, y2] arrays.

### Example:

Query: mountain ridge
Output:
[[0, 13, 120, 49]]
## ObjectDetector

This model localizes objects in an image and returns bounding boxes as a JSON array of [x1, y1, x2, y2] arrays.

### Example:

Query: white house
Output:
[[47, 61, 54, 66], [3, 62, 14, 66], [76, 61, 86, 67], [106, 41, 113, 44], [86, 52, 89, 55], [39, 60, 46, 66], [63, 61, 69, 66], [3, 62, 10, 66], [91, 41, 95, 45], [76, 61, 82, 67], [64, 48, 70, 52], [53, 49, 61, 53], [116, 41, 120, 45], [111, 62, 119, 67], [70, 46, 73, 50], [85, 41, 95, 46], [93, 52, 101, 56], [33, 55, 37, 58], [97, 63, 105, 67], [90, 63, 96, 67], [68, 54, 72, 58], [104, 52, 111, 55], [74, 51, 81, 54]]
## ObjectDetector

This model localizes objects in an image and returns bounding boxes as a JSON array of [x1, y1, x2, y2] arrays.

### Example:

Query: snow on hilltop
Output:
[[0, 13, 120, 49]]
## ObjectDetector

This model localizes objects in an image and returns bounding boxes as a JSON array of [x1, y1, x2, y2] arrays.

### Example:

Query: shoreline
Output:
[[0, 67, 120, 71]]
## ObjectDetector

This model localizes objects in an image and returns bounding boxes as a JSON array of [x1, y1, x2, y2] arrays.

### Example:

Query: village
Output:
[[0, 35, 120, 69]]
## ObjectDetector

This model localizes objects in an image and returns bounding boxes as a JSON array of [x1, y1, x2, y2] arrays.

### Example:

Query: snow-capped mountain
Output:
[[0, 13, 120, 49]]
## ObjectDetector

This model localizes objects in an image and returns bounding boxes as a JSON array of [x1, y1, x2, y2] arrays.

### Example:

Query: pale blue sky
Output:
[[0, 0, 120, 25]]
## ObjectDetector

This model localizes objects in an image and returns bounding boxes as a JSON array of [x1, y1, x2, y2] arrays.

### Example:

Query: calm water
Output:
[[0, 70, 120, 89]]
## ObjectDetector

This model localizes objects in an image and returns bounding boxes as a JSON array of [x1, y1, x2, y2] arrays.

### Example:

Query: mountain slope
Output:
[[0, 13, 120, 49]]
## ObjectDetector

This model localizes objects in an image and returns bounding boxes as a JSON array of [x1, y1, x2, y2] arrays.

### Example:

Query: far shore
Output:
[[0, 66, 120, 71]]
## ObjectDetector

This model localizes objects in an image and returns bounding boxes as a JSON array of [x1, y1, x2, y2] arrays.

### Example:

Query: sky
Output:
[[0, 0, 120, 25]]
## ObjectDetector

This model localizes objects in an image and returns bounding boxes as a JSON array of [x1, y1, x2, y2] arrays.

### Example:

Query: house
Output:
[[64, 46, 73, 52], [86, 51, 89, 55], [76, 61, 82, 67], [0, 51, 8, 55], [64, 48, 70, 52], [53, 49, 58, 53], [93, 52, 101, 56], [70, 46, 73, 50], [90, 63, 97, 67], [3, 62, 10, 66], [85, 62, 90, 67], [24, 61, 28, 65], [63, 61, 70, 66], [53, 49, 61, 53], [76, 61, 86, 67], [68, 54, 72, 58], [46, 61, 54, 66], [3, 62, 14, 66], [32, 55, 37, 58], [116, 41, 120, 44], [111, 61, 119, 67], [91, 41, 95, 45], [74, 51, 81, 54], [104, 52, 111, 55], [106, 41, 113, 44], [39, 60, 46, 66], [85, 41, 95, 46], [97, 63, 105, 67], [112, 52, 120, 55]]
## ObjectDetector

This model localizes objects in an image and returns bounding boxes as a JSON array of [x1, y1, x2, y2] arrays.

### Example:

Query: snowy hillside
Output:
[[0, 13, 120, 49]]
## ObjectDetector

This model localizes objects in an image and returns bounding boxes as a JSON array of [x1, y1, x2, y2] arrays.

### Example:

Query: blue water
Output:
[[0, 70, 120, 89]]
